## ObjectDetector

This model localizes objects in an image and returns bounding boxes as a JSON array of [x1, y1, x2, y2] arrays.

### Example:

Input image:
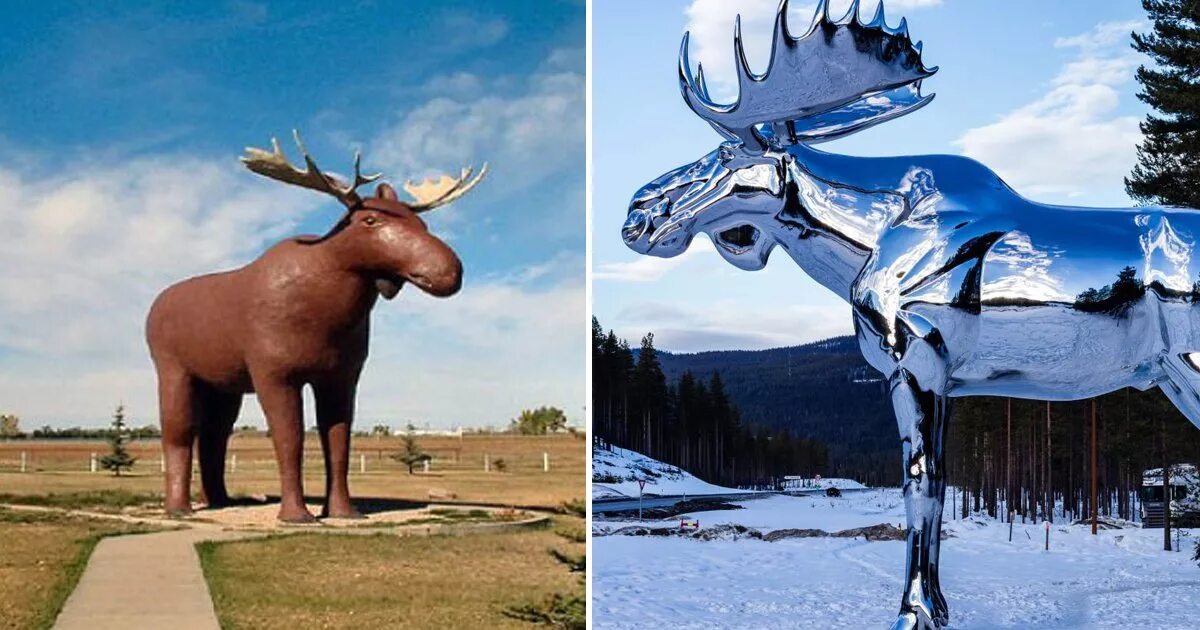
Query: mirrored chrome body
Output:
[[622, 1, 1200, 628]]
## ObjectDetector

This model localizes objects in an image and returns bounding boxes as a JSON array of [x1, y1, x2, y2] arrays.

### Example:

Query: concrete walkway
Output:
[[22, 502, 549, 629], [54, 529, 245, 630]]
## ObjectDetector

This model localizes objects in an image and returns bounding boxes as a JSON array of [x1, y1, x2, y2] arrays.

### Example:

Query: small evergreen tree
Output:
[[1126, 0, 1200, 207], [389, 423, 429, 474], [100, 404, 137, 476]]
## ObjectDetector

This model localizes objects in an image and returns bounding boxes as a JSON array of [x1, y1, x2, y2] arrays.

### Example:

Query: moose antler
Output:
[[680, 0, 937, 148], [241, 130, 381, 208], [403, 164, 488, 213]]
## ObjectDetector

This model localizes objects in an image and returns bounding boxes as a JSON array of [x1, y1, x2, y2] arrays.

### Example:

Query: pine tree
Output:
[[632, 333, 667, 457], [390, 423, 429, 474], [1125, 0, 1200, 207], [100, 404, 136, 476]]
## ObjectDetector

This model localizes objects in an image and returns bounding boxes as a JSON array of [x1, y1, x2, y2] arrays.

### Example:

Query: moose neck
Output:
[[292, 236, 382, 326], [772, 146, 904, 302]]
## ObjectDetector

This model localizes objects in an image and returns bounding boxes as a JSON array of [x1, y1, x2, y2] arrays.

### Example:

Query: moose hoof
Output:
[[890, 610, 940, 630], [201, 496, 232, 510], [322, 508, 366, 520], [277, 509, 318, 525], [164, 506, 193, 519]]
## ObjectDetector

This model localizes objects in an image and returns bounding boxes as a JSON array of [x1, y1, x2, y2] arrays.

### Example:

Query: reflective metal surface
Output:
[[622, 1, 1200, 628]]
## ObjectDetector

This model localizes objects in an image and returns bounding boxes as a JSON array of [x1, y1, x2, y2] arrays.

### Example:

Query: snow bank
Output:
[[784, 477, 868, 491], [592, 444, 745, 499], [596, 489, 906, 532]]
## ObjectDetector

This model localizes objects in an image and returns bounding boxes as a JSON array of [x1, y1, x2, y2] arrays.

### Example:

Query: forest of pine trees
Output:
[[592, 318, 828, 488], [947, 393, 1200, 524], [594, 320, 1200, 519]]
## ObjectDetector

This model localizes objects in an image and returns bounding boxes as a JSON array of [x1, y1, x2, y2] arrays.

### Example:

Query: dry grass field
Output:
[[0, 509, 165, 630], [198, 516, 584, 629], [0, 433, 585, 510], [0, 434, 585, 628]]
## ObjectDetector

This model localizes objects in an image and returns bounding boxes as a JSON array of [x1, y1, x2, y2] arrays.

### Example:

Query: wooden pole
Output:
[[1091, 399, 1098, 536]]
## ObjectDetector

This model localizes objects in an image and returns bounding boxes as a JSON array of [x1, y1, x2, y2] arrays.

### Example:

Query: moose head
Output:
[[622, 0, 935, 274], [241, 131, 485, 299]]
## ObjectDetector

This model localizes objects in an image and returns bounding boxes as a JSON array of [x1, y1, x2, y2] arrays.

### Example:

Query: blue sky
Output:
[[0, 0, 584, 428], [593, 0, 1152, 353]]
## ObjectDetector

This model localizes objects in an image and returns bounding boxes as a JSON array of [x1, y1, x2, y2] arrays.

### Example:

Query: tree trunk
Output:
[[1163, 417, 1172, 551], [1091, 399, 1098, 535]]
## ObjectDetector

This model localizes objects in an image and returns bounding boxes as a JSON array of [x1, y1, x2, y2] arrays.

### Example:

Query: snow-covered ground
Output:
[[594, 488, 1200, 628], [782, 477, 868, 492], [592, 445, 749, 499]]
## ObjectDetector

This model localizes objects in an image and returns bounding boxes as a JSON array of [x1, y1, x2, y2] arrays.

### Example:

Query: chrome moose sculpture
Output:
[[622, 1, 1200, 627]]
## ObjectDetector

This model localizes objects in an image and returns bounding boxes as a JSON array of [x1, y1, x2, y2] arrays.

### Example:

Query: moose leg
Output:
[[890, 367, 951, 630], [157, 365, 197, 517], [314, 380, 361, 519], [1159, 353, 1200, 429], [196, 387, 242, 508], [253, 376, 315, 523]]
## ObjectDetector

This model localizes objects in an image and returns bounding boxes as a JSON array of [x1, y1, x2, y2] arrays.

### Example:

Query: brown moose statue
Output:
[[146, 131, 484, 522]]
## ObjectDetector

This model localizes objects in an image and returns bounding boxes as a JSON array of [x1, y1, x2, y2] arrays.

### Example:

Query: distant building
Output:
[[393, 425, 463, 438]]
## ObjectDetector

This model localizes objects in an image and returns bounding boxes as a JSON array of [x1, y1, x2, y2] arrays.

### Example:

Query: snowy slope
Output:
[[593, 489, 1200, 629], [592, 445, 747, 499]]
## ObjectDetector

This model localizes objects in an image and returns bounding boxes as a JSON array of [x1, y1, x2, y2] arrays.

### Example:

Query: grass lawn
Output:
[[0, 508, 164, 629], [197, 516, 584, 629]]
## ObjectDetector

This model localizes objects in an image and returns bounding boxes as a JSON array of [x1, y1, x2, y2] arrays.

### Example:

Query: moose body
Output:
[[147, 239, 378, 522], [622, 2, 1200, 627], [796, 147, 1200, 402], [147, 133, 482, 522]]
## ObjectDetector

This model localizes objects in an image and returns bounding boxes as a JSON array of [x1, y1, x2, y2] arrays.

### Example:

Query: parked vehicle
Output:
[[1141, 464, 1200, 528]]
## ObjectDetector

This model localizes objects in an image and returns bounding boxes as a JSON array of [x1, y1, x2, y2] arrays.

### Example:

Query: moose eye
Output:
[[362, 216, 379, 226]]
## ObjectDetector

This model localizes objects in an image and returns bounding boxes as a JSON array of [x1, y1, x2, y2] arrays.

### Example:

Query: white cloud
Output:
[[593, 247, 707, 282], [364, 275, 585, 427], [955, 20, 1146, 200], [684, 0, 943, 101], [0, 153, 584, 428], [438, 12, 511, 50], [372, 52, 584, 203], [1054, 19, 1146, 52], [611, 298, 851, 353], [0, 157, 317, 424]]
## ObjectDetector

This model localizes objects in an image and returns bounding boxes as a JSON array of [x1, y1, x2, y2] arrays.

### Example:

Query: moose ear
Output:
[[375, 183, 398, 201]]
